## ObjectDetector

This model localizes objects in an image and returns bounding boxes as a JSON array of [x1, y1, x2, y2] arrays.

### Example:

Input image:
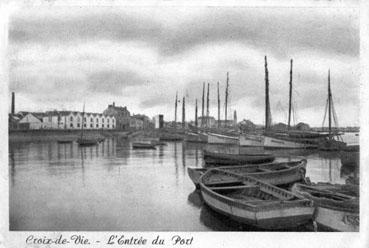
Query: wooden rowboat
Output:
[[132, 142, 156, 149], [291, 183, 359, 232], [199, 169, 314, 230], [76, 138, 98, 146], [203, 150, 275, 165], [188, 159, 307, 189]]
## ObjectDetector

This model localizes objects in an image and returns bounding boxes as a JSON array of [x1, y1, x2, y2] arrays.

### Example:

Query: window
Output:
[[112, 125, 115, 128], [90, 124, 93, 128], [77, 123, 80, 128], [83, 117, 86, 122], [96, 118, 98, 123], [77, 117, 80, 122], [48, 116, 52, 121], [107, 124, 109, 128], [70, 123, 73, 127], [102, 118, 105, 123], [107, 118, 110, 123], [84, 124, 86, 127], [96, 124, 99, 128], [102, 124, 104, 128], [90, 118, 93, 122], [70, 116, 73, 121]]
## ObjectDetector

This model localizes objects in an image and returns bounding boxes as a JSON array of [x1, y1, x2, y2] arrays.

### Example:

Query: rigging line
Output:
[[322, 97, 329, 128], [331, 99, 339, 128]]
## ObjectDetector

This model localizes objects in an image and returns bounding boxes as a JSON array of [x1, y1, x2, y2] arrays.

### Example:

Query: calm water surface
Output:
[[9, 133, 359, 231]]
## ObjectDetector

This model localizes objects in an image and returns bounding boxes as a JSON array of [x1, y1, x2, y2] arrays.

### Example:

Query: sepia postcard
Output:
[[0, 0, 368, 247]]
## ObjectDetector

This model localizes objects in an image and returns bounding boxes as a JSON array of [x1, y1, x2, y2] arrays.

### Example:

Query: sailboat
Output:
[[318, 70, 346, 151], [241, 57, 325, 148], [76, 103, 98, 146]]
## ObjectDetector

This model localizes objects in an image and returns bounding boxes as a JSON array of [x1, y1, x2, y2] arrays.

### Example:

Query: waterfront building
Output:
[[103, 102, 130, 130], [18, 113, 43, 129], [45, 111, 116, 130], [153, 115, 164, 129], [129, 117, 144, 129]]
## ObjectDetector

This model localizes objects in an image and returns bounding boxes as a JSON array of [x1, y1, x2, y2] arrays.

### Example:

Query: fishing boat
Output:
[[185, 131, 208, 143], [239, 134, 264, 147], [263, 133, 317, 149], [199, 169, 314, 230], [207, 132, 239, 145], [188, 159, 307, 189], [291, 183, 359, 232], [76, 138, 99, 146], [132, 142, 156, 149], [318, 70, 346, 151], [203, 150, 275, 165]]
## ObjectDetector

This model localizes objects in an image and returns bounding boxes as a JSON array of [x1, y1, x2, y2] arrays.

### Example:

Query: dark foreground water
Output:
[[9, 133, 359, 231]]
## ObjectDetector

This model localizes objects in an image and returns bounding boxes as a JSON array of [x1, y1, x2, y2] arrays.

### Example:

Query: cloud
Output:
[[7, 7, 360, 126], [9, 7, 359, 58], [88, 70, 147, 95]]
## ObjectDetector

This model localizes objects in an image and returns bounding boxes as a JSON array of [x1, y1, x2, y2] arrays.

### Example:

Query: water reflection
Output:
[[9, 133, 360, 231]]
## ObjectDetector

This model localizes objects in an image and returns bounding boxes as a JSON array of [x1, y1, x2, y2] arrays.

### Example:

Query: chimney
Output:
[[11, 92, 15, 114]]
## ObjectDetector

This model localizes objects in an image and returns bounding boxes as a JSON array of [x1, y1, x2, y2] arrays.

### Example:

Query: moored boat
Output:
[[291, 183, 359, 232], [199, 169, 314, 230], [263, 134, 317, 149], [185, 131, 208, 143], [203, 150, 275, 165], [207, 132, 239, 145], [77, 138, 98, 146], [239, 134, 264, 147], [188, 159, 307, 189], [132, 142, 156, 149]]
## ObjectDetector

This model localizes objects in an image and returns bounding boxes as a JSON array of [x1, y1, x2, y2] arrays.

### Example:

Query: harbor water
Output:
[[9, 133, 359, 231]]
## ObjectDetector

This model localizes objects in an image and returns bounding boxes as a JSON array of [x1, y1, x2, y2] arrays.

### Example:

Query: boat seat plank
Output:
[[205, 180, 244, 187], [209, 185, 259, 191]]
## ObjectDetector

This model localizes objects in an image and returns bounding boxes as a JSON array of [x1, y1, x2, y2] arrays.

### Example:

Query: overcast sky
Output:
[[8, 6, 359, 127]]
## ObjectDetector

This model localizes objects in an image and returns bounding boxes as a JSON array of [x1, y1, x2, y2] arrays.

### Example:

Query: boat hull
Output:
[[207, 133, 239, 145], [132, 143, 156, 149], [200, 184, 314, 230], [263, 135, 316, 149], [239, 134, 264, 147], [315, 207, 359, 232], [203, 150, 275, 165], [185, 132, 208, 143]]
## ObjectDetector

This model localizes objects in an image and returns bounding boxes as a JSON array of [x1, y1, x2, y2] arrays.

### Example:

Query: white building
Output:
[[42, 111, 116, 130]]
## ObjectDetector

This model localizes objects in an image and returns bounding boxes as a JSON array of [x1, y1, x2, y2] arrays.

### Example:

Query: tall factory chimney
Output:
[[11, 92, 15, 114]]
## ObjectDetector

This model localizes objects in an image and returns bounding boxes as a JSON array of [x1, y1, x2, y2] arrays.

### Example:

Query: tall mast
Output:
[[182, 96, 186, 129], [225, 72, 229, 126], [217, 81, 220, 128], [206, 83, 210, 127], [288, 59, 293, 130], [265, 56, 271, 130], [201, 82, 205, 127], [328, 69, 332, 139], [174, 92, 178, 127], [195, 99, 198, 127]]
